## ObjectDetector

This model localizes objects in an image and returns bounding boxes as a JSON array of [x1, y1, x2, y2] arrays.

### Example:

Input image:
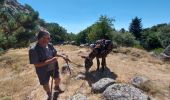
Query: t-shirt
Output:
[[29, 43, 57, 71]]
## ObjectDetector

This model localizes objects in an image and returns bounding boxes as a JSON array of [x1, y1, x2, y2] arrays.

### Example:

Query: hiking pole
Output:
[[50, 70, 54, 100]]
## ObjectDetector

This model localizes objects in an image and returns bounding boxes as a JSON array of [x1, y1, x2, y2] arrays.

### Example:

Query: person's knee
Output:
[[43, 84, 50, 92]]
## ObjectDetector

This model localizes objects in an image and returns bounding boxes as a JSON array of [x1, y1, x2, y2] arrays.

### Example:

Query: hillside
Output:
[[0, 45, 170, 100]]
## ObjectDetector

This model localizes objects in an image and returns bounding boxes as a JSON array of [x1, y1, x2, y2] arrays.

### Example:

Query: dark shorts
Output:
[[36, 66, 59, 85]]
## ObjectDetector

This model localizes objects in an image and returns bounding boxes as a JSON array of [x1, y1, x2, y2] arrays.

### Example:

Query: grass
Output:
[[0, 48, 29, 73], [0, 45, 170, 100], [152, 48, 164, 55]]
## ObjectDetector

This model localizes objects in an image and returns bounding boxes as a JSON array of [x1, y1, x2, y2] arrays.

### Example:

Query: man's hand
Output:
[[62, 55, 70, 62], [51, 57, 58, 63], [34, 57, 58, 68]]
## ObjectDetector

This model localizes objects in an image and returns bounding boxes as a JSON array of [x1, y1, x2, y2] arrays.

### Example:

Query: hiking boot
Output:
[[54, 86, 64, 93]]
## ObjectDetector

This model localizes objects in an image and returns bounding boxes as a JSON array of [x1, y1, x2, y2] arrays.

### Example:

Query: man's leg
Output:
[[41, 71, 51, 99], [54, 78, 60, 87], [43, 84, 51, 95], [54, 78, 63, 92]]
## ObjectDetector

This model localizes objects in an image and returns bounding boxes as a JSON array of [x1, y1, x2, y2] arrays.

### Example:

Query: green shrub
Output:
[[112, 32, 136, 47], [0, 48, 4, 55], [152, 48, 164, 54]]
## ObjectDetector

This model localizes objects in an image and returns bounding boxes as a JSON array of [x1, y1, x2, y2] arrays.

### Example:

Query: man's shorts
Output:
[[36, 66, 59, 85]]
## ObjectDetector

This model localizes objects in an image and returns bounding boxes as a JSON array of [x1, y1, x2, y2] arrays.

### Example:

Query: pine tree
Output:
[[129, 17, 142, 40]]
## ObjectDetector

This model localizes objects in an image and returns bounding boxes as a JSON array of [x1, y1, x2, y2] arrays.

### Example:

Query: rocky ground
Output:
[[0, 45, 170, 100]]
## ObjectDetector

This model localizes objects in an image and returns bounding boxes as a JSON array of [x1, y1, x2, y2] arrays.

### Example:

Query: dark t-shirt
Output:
[[29, 43, 57, 71]]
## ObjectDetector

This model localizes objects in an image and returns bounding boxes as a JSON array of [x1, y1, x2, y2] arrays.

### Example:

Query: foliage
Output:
[[152, 48, 164, 54], [0, 2, 39, 49], [141, 31, 162, 50], [0, 0, 5, 5], [158, 24, 170, 48], [24, 4, 34, 12], [119, 28, 126, 33], [1, 0, 170, 52], [65, 32, 76, 41], [141, 23, 170, 50], [88, 15, 114, 42], [112, 31, 137, 47], [76, 29, 89, 44], [129, 17, 143, 40], [0, 47, 4, 53], [76, 15, 115, 44], [45, 23, 67, 44], [0, 32, 7, 49]]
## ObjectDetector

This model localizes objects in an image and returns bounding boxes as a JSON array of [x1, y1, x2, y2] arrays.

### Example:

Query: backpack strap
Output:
[[48, 43, 57, 57]]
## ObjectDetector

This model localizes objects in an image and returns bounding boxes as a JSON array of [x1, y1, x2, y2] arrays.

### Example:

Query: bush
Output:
[[152, 48, 164, 54], [0, 48, 4, 53], [112, 32, 136, 47], [159, 31, 170, 48], [141, 32, 162, 50]]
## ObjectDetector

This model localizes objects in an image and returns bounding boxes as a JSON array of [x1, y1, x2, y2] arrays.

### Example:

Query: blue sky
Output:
[[18, 0, 170, 33]]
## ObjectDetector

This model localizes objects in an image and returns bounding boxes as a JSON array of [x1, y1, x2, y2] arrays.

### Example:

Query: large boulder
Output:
[[71, 93, 88, 100], [92, 78, 115, 93], [103, 83, 149, 100]]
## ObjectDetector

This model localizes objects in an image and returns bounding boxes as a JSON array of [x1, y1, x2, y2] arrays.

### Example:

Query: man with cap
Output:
[[29, 30, 68, 99]]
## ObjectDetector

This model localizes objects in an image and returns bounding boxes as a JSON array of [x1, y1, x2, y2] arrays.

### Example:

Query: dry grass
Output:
[[0, 45, 170, 100]]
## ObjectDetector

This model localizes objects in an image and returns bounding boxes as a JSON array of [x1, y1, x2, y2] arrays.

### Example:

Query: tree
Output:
[[88, 15, 115, 42], [120, 28, 126, 33], [76, 28, 89, 44], [46, 23, 67, 44], [129, 17, 142, 40]]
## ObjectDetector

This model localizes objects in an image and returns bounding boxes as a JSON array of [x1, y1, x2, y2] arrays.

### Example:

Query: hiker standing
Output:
[[29, 30, 67, 99]]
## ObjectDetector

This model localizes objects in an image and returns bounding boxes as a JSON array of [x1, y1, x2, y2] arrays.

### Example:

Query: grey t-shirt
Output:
[[29, 43, 57, 71]]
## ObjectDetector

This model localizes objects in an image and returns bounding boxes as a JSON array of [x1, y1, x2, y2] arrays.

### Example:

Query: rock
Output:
[[71, 93, 88, 100], [103, 83, 149, 100], [130, 75, 154, 92], [131, 76, 149, 88], [92, 78, 115, 93], [164, 44, 170, 56], [2, 0, 30, 14], [75, 74, 86, 80]]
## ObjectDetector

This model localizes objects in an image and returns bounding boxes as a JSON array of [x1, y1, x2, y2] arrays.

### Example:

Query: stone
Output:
[[103, 83, 149, 100], [92, 78, 115, 93], [71, 93, 87, 100]]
